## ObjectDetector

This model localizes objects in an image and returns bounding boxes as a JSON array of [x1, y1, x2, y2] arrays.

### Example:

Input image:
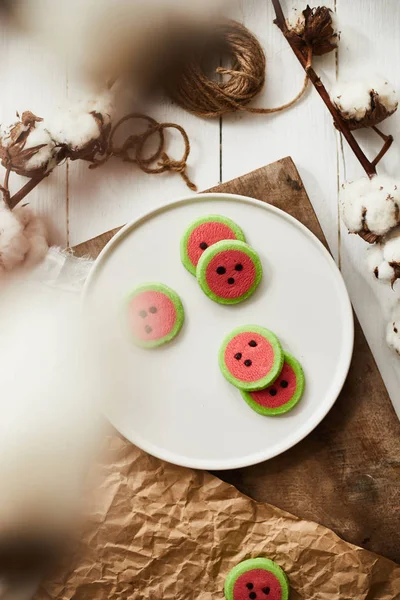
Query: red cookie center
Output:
[[233, 569, 283, 600], [224, 332, 276, 383], [205, 249, 256, 299], [187, 221, 237, 268], [249, 362, 297, 408], [128, 290, 177, 341]]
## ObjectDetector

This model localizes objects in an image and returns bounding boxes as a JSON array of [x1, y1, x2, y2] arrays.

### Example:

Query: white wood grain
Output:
[[222, 0, 339, 262], [336, 0, 400, 416], [0, 23, 67, 246], [1, 1, 399, 414]]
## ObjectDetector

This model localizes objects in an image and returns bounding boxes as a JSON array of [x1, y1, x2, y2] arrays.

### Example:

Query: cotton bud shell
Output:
[[0, 112, 62, 177], [285, 6, 338, 56]]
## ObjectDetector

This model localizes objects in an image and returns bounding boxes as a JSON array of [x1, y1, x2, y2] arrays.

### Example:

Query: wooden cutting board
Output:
[[73, 156, 400, 563]]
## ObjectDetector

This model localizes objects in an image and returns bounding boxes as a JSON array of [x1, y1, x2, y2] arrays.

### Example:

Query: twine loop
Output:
[[90, 113, 196, 191]]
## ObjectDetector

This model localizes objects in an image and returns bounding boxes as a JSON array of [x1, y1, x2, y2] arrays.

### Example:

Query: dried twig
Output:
[[5, 112, 196, 209]]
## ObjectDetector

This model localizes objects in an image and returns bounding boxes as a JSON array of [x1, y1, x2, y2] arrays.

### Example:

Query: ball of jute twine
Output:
[[165, 20, 308, 118]]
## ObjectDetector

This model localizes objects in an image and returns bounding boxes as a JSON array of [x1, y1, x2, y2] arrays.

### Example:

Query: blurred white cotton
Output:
[[11, 0, 228, 87], [0, 278, 110, 539]]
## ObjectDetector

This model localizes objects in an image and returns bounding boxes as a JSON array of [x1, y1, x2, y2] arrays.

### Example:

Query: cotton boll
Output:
[[0, 203, 49, 275], [366, 242, 395, 282], [49, 111, 103, 151], [331, 81, 372, 121], [387, 302, 400, 355], [286, 8, 306, 35], [47, 92, 114, 161], [331, 77, 398, 129], [22, 121, 57, 173], [0, 202, 30, 272], [340, 175, 400, 237], [0, 112, 61, 178], [366, 226, 400, 285], [13, 206, 49, 268], [370, 77, 398, 114], [86, 90, 115, 120]]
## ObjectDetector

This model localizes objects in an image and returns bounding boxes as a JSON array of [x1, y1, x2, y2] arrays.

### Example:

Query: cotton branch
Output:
[[271, 0, 393, 179]]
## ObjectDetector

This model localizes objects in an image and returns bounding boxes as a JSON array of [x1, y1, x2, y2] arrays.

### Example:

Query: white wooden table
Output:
[[1, 0, 399, 415]]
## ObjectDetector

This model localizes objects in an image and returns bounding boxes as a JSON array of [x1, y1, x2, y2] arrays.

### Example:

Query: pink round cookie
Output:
[[126, 283, 184, 348], [197, 240, 262, 305], [219, 325, 284, 391], [241, 352, 305, 415], [224, 558, 289, 600], [180, 215, 246, 276]]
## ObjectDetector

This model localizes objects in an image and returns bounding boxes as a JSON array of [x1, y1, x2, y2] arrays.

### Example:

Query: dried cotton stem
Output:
[[271, 0, 393, 179]]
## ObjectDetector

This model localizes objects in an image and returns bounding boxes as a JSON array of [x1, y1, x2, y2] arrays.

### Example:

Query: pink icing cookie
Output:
[[224, 558, 289, 600], [197, 240, 262, 305], [241, 352, 305, 415], [180, 214, 246, 276], [126, 282, 184, 348], [219, 325, 284, 391]]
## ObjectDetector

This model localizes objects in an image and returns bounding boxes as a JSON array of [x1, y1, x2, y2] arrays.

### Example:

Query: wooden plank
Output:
[[336, 0, 400, 416], [74, 156, 400, 562]]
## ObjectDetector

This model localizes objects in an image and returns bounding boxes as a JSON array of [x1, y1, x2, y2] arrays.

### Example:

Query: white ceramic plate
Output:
[[83, 193, 354, 470]]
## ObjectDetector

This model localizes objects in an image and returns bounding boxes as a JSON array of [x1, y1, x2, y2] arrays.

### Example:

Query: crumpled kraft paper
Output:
[[35, 434, 400, 600]]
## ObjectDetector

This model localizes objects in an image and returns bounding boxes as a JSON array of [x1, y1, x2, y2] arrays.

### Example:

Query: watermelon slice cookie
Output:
[[219, 325, 284, 391], [197, 240, 262, 305], [241, 352, 305, 416], [181, 214, 246, 276], [126, 283, 184, 348], [224, 557, 289, 600]]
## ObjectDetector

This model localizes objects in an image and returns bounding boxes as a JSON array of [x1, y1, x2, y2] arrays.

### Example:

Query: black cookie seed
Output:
[[199, 242, 208, 250], [280, 380, 288, 388], [216, 266, 226, 275], [269, 388, 277, 396], [149, 306, 157, 314], [234, 352, 242, 360], [246, 583, 254, 590], [227, 277, 235, 284], [262, 587, 270, 595], [145, 325, 152, 334], [139, 310, 147, 318], [235, 263, 243, 271], [249, 593, 257, 600], [244, 359, 252, 367], [248, 340, 257, 347]]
